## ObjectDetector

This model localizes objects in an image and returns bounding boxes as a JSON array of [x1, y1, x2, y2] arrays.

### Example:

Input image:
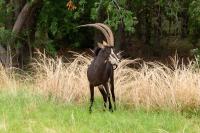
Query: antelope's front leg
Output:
[[110, 72, 116, 110], [89, 84, 94, 113]]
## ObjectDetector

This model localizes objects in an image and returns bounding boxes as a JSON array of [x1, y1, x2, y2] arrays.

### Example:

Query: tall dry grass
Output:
[[32, 52, 91, 102], [31, 51, 200, 110], [0, 51, 199, 110]]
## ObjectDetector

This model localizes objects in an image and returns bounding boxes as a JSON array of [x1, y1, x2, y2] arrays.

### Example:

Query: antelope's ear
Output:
[[103, 41, 109, 47], [97, 42, 105, 49]]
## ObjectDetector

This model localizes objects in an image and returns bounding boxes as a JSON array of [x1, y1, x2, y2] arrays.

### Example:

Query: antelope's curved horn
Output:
[[76, 24, 111, 46], [96, 23, 114, 46]]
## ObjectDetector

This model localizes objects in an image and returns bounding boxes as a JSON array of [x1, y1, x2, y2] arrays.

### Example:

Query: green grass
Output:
[[0, 91, 200, 133]]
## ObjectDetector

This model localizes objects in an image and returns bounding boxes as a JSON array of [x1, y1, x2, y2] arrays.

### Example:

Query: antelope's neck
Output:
[[93, 56, 107, 70]]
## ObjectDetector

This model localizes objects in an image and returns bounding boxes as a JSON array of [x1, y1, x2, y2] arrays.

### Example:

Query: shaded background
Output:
[[0, 0, 200, 68]]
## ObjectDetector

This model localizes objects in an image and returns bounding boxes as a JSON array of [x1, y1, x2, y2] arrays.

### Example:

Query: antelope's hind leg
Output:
[[98, 85, 107, 110], [89, 84, 94, 113], [103, 83, 113, 112]]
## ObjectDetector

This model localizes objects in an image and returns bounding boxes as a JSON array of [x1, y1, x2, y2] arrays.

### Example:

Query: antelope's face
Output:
[[97, 42, 121, 69], [108, 48, 120, 68], [99, 46, 120, 68]]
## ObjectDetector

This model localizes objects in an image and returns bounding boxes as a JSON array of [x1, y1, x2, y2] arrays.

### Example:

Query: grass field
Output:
[[0, 90, 200, 133]]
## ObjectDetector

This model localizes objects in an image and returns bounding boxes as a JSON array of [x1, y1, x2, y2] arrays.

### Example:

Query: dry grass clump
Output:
[[32, 51, 200, 110], [32, 52, 91, 102], [0, 64, 17, 90], [116, 59, 200, 110]]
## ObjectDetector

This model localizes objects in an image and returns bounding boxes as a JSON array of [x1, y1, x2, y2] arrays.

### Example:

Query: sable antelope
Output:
[[77, 23, 120, 113]]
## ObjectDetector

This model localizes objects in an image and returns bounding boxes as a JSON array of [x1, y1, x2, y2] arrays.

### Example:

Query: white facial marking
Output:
[[109, 48, 120, 65]]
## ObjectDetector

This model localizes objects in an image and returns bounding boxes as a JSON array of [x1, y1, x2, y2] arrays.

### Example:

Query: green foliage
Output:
[[90, 0, 137, 32], [189, 0, 200, 23], [0, 0, 199, 57], [105, 5, 137, 32], [0, 0, 13, 26], [164, 0, 181, 19], [36, 0, 69, 38], [35, 0, 95, 52], [25, 0, 200, 55], [0, 28, 14, 46], [35, 0, 74, 54], [189, 0, 200, 34], [73, 0, 87, 19], [191, 48, 200, 66]]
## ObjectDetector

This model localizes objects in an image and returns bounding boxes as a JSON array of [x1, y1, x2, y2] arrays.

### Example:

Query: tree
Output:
[[0, 0, 42, 67]]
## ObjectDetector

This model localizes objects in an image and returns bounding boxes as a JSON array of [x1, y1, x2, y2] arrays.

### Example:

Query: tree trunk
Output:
[[20, 1, 43, 67], [11, 0, 42, 67], [12, 0, 42, 34], [181, 10, 189, 38]]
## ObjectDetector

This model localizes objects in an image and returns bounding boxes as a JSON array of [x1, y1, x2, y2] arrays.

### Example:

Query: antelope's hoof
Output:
[[114, 105, 116, 111], [89, 108, 92, 113], [109, 108, 113, 112]]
